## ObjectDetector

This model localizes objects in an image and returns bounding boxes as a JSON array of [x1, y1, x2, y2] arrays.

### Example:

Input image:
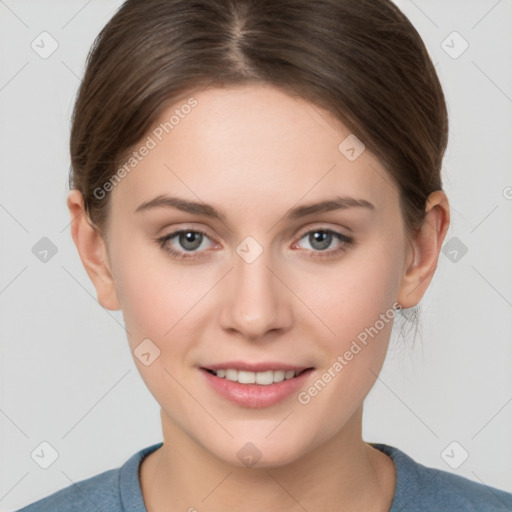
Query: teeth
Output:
[[211, 368, 300, 385], [238, 370, 256, 384], [273, 370, 285, 383], [255, 370, 273, 385], [225, 369, 238, 381]]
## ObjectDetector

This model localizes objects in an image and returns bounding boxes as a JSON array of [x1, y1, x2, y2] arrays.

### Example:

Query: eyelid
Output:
[[166, 227, 219, 247], [156, 223, 355, 260], [294, 222, 353, 240], [155, 227, 217, 261], [291, 226, 354, 255], [157, 222, 352, 243], [155, 222, 215, 238]]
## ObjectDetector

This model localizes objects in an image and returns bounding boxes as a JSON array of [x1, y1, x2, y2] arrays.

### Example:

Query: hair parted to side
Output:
[[69, 0, 448, 244]]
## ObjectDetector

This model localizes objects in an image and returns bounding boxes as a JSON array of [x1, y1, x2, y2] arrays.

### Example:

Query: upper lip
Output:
[[201, 361, 312, 372]]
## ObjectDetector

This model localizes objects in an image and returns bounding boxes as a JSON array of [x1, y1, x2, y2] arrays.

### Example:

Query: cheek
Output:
[[108, 232, 202, 351], [299, 235, 404, 348], [109, 241, 210, 408], [292, 235, 404, 419], [112, 221, 404, 355]]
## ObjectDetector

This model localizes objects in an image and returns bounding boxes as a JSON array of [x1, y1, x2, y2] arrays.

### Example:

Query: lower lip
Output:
[[201, 368, 314, 408]]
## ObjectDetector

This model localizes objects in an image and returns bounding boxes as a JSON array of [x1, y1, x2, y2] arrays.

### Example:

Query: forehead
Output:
[[110, 84, 399, 220]]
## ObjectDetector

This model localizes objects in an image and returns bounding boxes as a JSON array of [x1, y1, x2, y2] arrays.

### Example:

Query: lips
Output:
[[200, 361, 314, 408], [204, 361, 309, 372]]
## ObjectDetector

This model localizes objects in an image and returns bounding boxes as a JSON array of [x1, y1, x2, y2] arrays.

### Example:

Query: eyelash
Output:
[[155, 227, 355, 261]]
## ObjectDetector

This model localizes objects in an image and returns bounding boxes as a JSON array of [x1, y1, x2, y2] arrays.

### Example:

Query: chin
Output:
[[204, 430, 319, 470]]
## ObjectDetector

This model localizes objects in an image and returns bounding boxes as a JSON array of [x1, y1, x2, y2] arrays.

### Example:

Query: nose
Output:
[[218, 246, 293, 342]]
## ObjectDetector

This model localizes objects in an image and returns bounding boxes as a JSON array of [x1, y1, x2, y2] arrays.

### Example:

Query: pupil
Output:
[[180, 232, 202, 250], [311, 231, 331, 250]]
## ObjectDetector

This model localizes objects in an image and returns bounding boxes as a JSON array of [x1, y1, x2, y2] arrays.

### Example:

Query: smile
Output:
[[200, 363, 314, 408], [204, 368, 306, 385]]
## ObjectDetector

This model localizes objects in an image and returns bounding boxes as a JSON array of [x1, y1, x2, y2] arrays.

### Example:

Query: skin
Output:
[[67, 84, 450, 511]]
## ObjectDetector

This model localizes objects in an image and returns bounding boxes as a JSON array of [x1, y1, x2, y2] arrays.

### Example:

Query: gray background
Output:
[[1, 0, 511, 510]]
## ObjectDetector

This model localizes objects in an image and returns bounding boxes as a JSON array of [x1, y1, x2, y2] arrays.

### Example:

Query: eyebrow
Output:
[[135, 194, 375, 221]]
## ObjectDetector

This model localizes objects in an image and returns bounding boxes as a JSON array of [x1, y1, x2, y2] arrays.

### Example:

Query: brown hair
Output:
[[69, 0, 448, 248]]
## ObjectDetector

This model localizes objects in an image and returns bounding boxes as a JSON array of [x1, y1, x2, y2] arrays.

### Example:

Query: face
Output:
[[103, 84, 411, 467]]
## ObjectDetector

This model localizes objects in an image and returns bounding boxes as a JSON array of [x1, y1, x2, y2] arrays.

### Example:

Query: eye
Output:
[[292, 228, 354, 260], [156, 229, 217, 260], [155, 226, 354, 261]]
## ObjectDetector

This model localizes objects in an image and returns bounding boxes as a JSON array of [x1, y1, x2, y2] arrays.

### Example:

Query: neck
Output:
[[140, 406, 395, 512]]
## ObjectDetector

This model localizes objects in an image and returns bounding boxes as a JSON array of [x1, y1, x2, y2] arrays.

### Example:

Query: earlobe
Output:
[[397, 190, 451, 309], [67, 190, 121, 311]]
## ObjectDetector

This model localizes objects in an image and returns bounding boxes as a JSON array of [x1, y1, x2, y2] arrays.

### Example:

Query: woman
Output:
[[17, 0, 512, 510]]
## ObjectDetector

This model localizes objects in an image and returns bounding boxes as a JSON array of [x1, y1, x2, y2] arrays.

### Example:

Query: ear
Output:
[[397, 190, 450, 309], [67, 189, 121, 311]]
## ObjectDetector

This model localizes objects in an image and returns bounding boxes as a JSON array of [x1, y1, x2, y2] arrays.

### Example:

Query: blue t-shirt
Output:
[[16, 442, 512, 511]]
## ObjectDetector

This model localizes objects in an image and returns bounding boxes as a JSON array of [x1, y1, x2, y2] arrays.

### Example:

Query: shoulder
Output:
[[371, 443, 512, 512], [16, 442, 163, 512], [15, 467, 120, 512]]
